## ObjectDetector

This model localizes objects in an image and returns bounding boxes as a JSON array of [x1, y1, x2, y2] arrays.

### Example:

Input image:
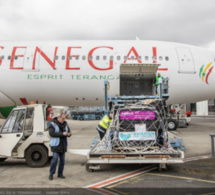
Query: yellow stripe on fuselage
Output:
[[202, 62, 212, 82]]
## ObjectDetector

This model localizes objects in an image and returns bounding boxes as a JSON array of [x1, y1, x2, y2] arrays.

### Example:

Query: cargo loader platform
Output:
[[86, 66, 184, 171], [86, 82, 184, 171]]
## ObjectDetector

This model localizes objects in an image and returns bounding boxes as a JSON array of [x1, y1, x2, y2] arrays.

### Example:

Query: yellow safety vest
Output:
[[99, 115, 112, 130]]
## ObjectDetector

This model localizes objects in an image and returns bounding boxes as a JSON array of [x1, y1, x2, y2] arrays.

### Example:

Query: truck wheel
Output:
[[26, 145, 48, 167], [96, 116, 100, 120], [0, 158, 7, 162], [80, 117, 84, 120], [73, 117, 77, 120], [168, 119, 178, 130]]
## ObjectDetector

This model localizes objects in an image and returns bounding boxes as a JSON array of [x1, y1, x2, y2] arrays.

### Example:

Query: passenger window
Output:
[[145, 56, 149, 61], [82, 56, 86, 60], [55, 56, 58, 60], [8, 56, 11, 60], [89, 56, 93, 60], [69, 56, 72, 60], [75, 56, 79, 60], [159, 56, 163, 61], [15, 56, 18, 60], [96, 56, 100, 60], [152, 56, 156, 60], [1, 109, 26, 133], [1, 56, 4, 60], [117, 56, 121, 60], [165, 56, 169, 61], [138, 56, 142, 61], [103, 56, 107, 60], [131, 56, 134, 60], [124, 56, 127, 60], [62, 56, 65, 60], [110, 56, 114, 60]]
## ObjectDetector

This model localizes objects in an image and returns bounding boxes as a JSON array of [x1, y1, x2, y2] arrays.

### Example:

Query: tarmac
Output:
[[0, 116, 215, 194]]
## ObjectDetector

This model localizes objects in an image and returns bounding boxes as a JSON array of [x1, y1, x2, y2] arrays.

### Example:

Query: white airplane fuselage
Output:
[[0, 40, 215, 112]]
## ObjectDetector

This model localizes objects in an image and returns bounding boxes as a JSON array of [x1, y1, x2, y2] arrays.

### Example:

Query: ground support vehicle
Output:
[[168, 104, 191, 130], [86, 80, 184, 172], [0, 104, 51, 167]]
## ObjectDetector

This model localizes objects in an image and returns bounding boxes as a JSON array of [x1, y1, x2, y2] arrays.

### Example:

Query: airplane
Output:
[[0, 40, 215, 118]]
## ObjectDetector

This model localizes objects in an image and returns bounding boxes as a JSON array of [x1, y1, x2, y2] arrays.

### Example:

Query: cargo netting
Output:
[[91, 100, 177, 154]]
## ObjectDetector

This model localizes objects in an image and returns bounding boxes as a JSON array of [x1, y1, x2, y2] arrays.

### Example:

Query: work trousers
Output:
[[50, 152, 65, 176], [96, 125, 106, 139], [155, 85, 159, 94]]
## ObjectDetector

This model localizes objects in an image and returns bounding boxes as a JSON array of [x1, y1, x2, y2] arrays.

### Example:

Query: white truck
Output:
[[0, 104, 52, 167], [167, 104, 191, 130]]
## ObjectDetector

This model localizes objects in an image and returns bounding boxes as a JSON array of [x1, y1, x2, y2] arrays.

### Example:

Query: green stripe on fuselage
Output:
[[199, 65, 204, 78], [0, 105, 16, 118]]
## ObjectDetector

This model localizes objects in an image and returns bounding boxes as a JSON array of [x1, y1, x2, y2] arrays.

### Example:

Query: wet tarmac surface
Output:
[[0, 117, 214, 194]]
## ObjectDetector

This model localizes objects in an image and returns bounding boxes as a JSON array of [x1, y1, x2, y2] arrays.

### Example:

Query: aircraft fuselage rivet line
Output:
[[85, 165, 157, 189]]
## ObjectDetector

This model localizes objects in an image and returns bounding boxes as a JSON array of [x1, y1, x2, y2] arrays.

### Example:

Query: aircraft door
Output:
[[176, 48, 195, 74], [23, 47, 40, 71], [0, 109, 26, 157]]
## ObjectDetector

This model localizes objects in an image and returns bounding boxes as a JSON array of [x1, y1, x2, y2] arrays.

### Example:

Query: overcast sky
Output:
[[0, 0, 215, 50]]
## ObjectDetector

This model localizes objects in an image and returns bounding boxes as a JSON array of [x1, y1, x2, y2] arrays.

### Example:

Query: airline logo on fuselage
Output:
[[199, 62, 214, 84]]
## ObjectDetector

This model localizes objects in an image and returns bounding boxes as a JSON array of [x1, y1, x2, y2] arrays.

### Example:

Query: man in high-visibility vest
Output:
[[96, 111, 113, 139], [153, 73, 163, 95], [49, 110, 71, 180]]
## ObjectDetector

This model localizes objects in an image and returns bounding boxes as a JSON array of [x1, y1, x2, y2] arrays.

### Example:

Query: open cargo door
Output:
[[120, 64, 160, 96]]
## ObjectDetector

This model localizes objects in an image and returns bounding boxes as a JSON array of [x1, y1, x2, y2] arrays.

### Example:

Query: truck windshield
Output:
[[1, 109, 26, 133]]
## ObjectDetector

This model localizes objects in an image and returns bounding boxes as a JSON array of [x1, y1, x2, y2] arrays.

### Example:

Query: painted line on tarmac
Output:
[[106, 172, 150, 189], [184, 154, 212, 162], [86, 188, 119, 195], [85, 165, 156, 189], [146, 173, 215, 184]]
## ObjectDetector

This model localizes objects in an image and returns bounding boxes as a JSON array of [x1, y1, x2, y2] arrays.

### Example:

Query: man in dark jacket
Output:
[[49, 111, 71, 180]]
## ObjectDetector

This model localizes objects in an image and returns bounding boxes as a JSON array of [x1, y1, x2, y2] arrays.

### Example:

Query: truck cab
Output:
[[0, 104, 51, 167]]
